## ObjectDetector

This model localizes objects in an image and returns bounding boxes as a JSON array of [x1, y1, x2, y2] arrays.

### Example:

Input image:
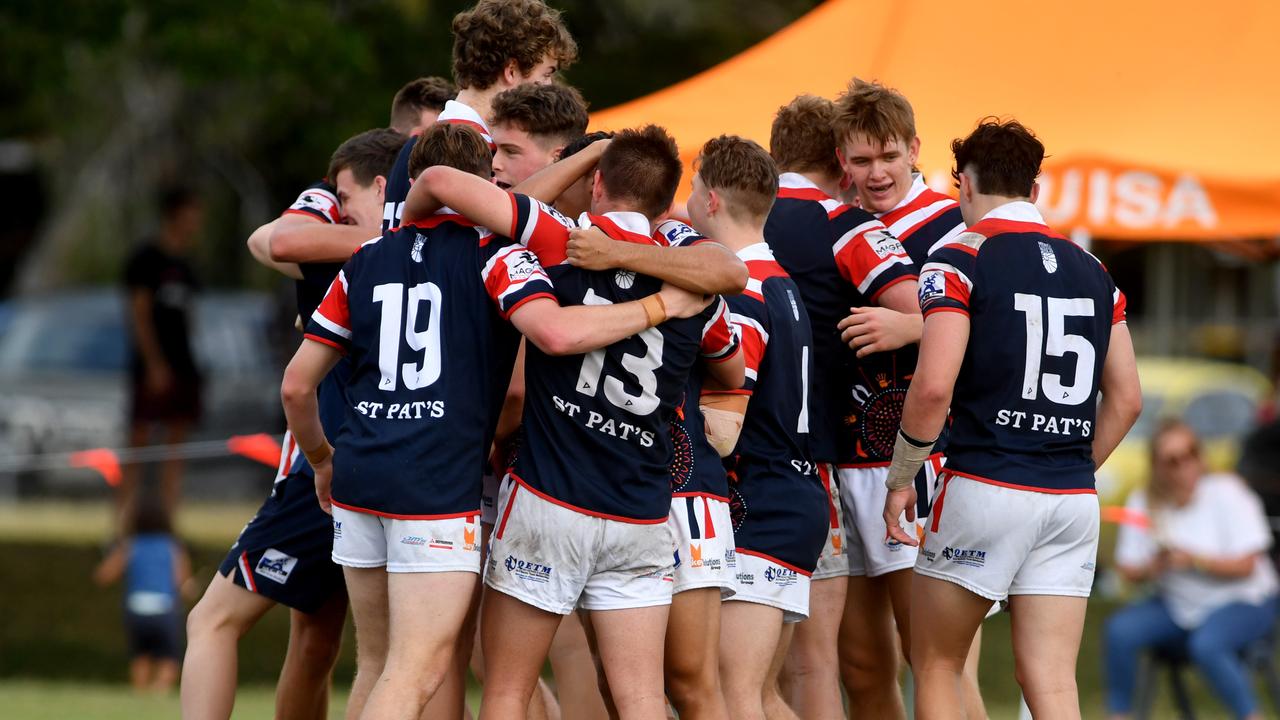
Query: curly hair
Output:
[[950, 118, 1044, 197], [451, 0, 579, 90], [769, 95, 842, 178], [696, 135, 778, 222]]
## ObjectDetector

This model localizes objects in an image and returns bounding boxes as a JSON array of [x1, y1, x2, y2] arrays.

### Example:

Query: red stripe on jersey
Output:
[[879, 188, 954, 224], [495, 482, 519, 539], [509, 472, 669, 524], [501, 292, 556, 319], [330, 499, 484, 520], [868, 273, 914, 302], [239, 552, 258, 593], [402, 214, 476, 231], [735, 320, 767, 378], [589, 214, 658, 246], [944, 468, 1098, 495], [440, 117, 495, 150], [970, 218, 1068, 241], [943, 271, 971, 306], [282, 208, 328, 222], [922, 306, 970, 319], [817, 464, 840, 528], [1113, 289, 1128, 325], [303, 333, 347, 353], [777, 186, 831, 203], [929, 472, 953, 533], [700, 301, 738, 358], [672, 490, 731, 503], [314, 273, 351, 334], [833, 222, 909, 290], [735, 548, 813, 577]]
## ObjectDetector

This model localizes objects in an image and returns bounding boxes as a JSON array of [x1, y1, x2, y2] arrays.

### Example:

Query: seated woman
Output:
[[1105, 419, 1279, 720]]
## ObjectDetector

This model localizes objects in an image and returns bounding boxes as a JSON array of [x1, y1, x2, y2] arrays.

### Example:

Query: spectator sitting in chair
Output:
[[1105, 418, 1280, 720]]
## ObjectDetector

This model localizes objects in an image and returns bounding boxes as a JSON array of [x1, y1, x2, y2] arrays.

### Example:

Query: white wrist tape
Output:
[[885, 429, 936, 491]]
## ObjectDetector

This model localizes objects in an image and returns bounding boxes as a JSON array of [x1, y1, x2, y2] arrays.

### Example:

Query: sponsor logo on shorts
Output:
[[463, 526, 477, 552], [427, 538, 454, 550], [737, 572, 755, 586], [763, 566, 798, 587], [689, 543, 722, 571], [332, 520, 342, 540], [921, 548, 937, 562], [401, 536, 427, 546], [941, 546, 986, 568], [504, 555, 552, 584], [830, 531, 843, 555], [255, 549, 297, 585], [1082, 561, 1096, 572], [725, 548, 737, 569]]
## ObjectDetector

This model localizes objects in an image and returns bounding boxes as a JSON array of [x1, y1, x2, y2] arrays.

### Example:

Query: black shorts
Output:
[[129, 372, 202, 423], [219, 471, 345, 613], [125, 609, 183, 661]]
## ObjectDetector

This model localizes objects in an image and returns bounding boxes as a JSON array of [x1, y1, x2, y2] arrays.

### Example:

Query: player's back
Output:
[[920, 202, 1125, 492], [307, 216, 549, 516], [764, 173, 913, 464], [515, 216, 735, 523]]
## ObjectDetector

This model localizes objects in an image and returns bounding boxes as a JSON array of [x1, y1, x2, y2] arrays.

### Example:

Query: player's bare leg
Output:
[[343, 566, 390, 720], [478, 591, 563, 719], [838, 574, 905, 719], [549, 612, 607, 719], [885, 568, 915, 663], [577, 608, 621, 719], [762, 623, 799, 720], [277, 594, 347, 720], [130, 656, 153, 692], [720, 602, 786, 720], [780, 576, 846, 719], [909, 574, 992, 720], [1008, 595, 1087, 720], [663, 587, 729, 720], [180, 572, 276, 720], [963, 625, 988, 719], [422, 585, 479, 720], [591, 605, 671, 720], [152, 657, 180, 692], [359, 571, 478, 720]]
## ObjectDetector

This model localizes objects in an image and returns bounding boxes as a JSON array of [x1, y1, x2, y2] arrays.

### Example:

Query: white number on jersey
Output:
[[797, 345, 811, 434], [575, 288, 663, 415], [1013, 293, 1096, 406], [372, 282, 443, 392]]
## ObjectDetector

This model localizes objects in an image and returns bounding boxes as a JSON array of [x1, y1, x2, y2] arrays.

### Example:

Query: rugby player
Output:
[[182, 128, 402, 720], [389, 76, 456, 134], [491, 82, 589, 190], [688, 135, 824, 720], [762, 94, 917, 720], [407, 126, 745, 720], [829, 78, 984, 718], [882, 119, 1141, 720]]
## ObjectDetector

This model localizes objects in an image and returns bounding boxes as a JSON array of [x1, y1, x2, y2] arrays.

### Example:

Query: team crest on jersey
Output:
[[410, 233, 426, 263], [919, 270, 945, 303], [505, 250, 539, 281], [615, 269, 637, 289], [255, 549, 297, 584], [868, 228, 906, 259], [1039, 241, 1058, 273]]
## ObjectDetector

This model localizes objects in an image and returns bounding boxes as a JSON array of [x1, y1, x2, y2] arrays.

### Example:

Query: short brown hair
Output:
[[597, 125, 682, 220], [950, 118, 1044, 198], [769, 95, 841, 178], [390, 76, 456, 133], [696, 135, 778, 223], [407, 123, 493, 180], [832, 78, 917, 149], [490, 83, 589, 147], [327, 128, 406, 186], [451, 0, 578, 90]]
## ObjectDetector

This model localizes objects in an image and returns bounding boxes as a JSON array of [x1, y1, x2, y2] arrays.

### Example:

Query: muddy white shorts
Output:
[[331, 506, 481, 574], [914, 473, 1099, 601], [838, 456, 944, 577], [728, 550, 812, 623], [669, 494, 736, 596], [485, 476, 675, 614], [810, 464, 848, 581]]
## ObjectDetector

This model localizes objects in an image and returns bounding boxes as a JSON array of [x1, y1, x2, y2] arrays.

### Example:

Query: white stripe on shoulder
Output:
[[855, 255, 912, 295], [730, 312, 770, 345], [886, 198, 955, 238], [921, 261, 973, 292], [337, 269, 348, 293], [309, 310, 351, 340], [928, 222, 968, 256], [832, 219, 884, 257]]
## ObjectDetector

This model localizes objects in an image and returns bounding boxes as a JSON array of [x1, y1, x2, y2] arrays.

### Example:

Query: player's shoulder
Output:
[[653, 218, 705, 247]]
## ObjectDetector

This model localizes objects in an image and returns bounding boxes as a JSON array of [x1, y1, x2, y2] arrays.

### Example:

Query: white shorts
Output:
[[811, 464, 848, 581], [670, 495, 736, 596], [331, 506, 481, 574], [485, 476, 675, 615], [728, 550, 812, 623], [915, 473, 1099, 601], [481, 471, 500, 527], [838, 457, 943, 577]]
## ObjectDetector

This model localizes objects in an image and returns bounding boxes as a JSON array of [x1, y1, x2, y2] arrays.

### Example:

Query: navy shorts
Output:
[[125, 610, 182, 660], [219, 471, 345, 613]]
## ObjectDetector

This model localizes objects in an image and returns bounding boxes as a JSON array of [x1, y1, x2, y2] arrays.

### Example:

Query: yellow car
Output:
[[1095, 357, 1273, 504]]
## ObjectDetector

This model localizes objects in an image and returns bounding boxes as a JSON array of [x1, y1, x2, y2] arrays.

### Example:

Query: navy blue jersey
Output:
[[655, 220, 733, 502], [507, 197, 740, 523], [382, 101, 495, 233], [764, 173, 915, 465], [918, 201, 1127, 494], [721, 244, 826, 572], [305, 213, 555, 517]]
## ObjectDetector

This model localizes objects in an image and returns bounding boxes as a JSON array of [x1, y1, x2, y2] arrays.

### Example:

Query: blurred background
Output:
[[2, 1, 1278, 718]]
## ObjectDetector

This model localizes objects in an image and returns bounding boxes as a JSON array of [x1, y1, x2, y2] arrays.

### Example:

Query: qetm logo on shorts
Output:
[[504, 555, 553, 584], [941, 546, 987, 568], [332, 521, 342, 540], [256, 549, 298, 584], [763, 566, 798, 587]]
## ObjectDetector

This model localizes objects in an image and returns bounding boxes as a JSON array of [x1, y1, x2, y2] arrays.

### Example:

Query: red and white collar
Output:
[[980, 200, 1046, 225]]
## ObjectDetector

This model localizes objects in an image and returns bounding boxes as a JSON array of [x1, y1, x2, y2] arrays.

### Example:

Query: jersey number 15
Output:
[[1013, 293, 1095, 407]]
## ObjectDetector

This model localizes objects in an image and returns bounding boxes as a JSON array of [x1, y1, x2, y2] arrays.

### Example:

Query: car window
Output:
[[1183, 390, 1258, 440], [0, 298, 127, 373]]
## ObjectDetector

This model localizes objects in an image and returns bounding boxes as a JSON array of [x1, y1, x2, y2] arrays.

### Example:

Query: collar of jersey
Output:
[[884, 173, 930, 215], [438, 100, 492, 139], [735, 242, 775, 263], [580, 211, 657, 245], [979, 200, 1046, 226]]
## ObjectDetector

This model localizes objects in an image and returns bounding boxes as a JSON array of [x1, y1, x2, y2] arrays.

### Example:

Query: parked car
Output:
[[1096, 357, 1272, 503], [0, 288, 287, 499]]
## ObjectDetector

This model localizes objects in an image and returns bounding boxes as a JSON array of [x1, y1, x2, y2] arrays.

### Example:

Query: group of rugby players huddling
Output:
[[179, 2, 1143, 719]]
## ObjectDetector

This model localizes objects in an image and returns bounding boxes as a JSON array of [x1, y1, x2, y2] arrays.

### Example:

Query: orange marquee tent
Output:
[[590, 0, 1280, 242]]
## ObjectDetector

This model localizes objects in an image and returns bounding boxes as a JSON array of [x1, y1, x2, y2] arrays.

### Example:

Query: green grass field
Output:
[[0, 501, 1256, 718]]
